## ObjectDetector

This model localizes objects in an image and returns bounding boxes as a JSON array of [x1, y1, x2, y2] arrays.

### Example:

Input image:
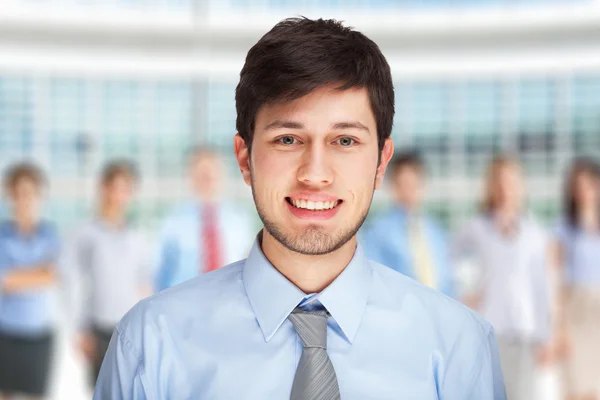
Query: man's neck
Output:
[[260, 229, 357, 294], [99, 206, 126, 227], [15, 217, 37, 235], [579, 207, 599, 232], [396, 202, 418, 215], [493, 207, 520, 236]]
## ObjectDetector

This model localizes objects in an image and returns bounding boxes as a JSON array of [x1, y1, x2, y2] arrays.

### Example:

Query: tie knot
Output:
[[288, 308, 329, 349]]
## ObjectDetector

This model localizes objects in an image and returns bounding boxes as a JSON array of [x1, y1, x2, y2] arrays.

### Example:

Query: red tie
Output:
[[202, 205, 222, 273]]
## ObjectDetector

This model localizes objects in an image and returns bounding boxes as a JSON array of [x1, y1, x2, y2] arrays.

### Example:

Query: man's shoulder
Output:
[[118, 260, 247, 334], [370, 261, 493, 335]]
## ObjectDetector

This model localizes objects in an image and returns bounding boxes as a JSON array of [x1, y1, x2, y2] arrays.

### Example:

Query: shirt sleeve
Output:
[[450, 220, 483, 298], [59, 227, 93, 331], [93, 326, 150, 400], [462, 326, 506, 400], [43, 222, 62, 264], [0, 244, 8, 305], [136, 231, 155, 290], [532, 232, 553, 342], [154, 219, 179, 293], [430, 222, 455, 298], [440, 320, 506, 400]]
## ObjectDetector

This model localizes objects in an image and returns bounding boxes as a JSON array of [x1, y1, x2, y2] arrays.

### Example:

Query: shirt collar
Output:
[[243, 233, 372, 344]]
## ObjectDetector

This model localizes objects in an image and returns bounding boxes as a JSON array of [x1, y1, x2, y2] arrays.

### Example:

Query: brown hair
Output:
[[2, 162, 46, 194], [563, 157, 600, 229], [100, 159, 139, 186], [235, 17, 395, 154], [390, 149, 425, 177], [481, 154, 522, 213]]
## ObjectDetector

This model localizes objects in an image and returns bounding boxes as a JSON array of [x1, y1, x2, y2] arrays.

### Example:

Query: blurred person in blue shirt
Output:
[[551, 157, 600, 400], [360, 150, 454, 296], [62, 160, 154, 389], [154, 147, 255, 291], [0, 162, 60, 400], [452, 155, 552, 400], [95, 17, 505, 399]]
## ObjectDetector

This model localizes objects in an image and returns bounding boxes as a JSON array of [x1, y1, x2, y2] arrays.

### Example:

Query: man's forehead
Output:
[[255, 86, 374, 128]]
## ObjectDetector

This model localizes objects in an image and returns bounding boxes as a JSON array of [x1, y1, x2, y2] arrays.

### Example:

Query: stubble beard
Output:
[[250, 172, 375, 256]]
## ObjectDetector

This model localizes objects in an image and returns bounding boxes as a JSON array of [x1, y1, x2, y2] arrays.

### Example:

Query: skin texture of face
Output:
[[189, 153, 223, 203], [234, 86, 394, 256], [575, 171, 599, 210], [493, 164, 524, 213], [392, 166, 424, 211], [102, 175, 135, 213], [9, 177, 42, 226]]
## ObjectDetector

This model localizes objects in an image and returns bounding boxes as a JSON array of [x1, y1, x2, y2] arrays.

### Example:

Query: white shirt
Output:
[[62, 220, 153, 330], [452, 214, 551, 341]]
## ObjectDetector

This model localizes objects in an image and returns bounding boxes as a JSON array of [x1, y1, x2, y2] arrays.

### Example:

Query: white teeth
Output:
[[290, 199, 339, 210]]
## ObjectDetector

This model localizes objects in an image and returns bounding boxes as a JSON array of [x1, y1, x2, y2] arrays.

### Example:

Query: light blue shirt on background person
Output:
[[555, 220, 600, 285], [154, 200, 256, 291], [360, 206, 454, 297], [0, 220, 60, 337], [95, 235, 506, 399]]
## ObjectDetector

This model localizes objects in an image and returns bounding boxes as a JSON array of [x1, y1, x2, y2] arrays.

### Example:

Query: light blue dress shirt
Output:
[[360, 206, 454, 297], [0, 220, 60, 337], [96, 235, 505, 399], [555, 221, 600, 285], [154, 201, 255, 291]]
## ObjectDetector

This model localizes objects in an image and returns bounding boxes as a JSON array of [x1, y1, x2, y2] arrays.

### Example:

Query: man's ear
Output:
[[234, 134, 252, 186], [375, 138, 394, 190]]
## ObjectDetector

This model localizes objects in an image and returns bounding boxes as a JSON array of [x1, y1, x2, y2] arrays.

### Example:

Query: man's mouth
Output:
[[285, 197, 342, 211]]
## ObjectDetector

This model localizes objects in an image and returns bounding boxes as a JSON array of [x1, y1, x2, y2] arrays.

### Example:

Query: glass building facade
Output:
[[1, 73, 598, 230]]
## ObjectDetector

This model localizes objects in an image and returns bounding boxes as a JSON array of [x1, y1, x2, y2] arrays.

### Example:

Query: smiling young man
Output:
[[94, 18, 506, 399]]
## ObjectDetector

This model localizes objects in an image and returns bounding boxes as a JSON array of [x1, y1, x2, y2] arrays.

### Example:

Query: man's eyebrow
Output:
[[262, 120, 305, 131], [332, 121, 370, 133]]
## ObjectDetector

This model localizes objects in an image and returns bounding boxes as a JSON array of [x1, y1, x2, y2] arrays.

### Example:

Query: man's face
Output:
[[575, 171, 599, 208], [102, 175, 135, 211], [235, 86, 394, 255], [189, 154, 222, 202], [495, 165, 524, 211], [9, 177, 42, 223], [392, 166, 424, 211]]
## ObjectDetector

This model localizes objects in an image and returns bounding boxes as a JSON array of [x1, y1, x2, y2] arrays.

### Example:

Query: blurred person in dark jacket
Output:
[[62, 160, 153, 388], [551, 157, 600, 400], [360, 150, 454, 296], [0, 162, 60, 400], [154, 147, 255, 291], [452, 155, 553, 400]]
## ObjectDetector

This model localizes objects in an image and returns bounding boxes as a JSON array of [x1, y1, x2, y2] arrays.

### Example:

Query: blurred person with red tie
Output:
[[61, 160, 153, 389], [154, 147, 255, 291], [0, 163, 60, 400]]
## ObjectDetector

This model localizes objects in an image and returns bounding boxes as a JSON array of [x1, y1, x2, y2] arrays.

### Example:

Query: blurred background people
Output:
[[360, 150, 454, 296], [0, 163, 61, 400], [452, 155, 553, 400], [62, 160, 153, 389], [154, 147, 255, 291], [1, 1, 599, 398], [552, 157, 600, 400]]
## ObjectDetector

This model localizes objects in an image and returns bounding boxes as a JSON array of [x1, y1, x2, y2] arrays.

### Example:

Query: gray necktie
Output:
[[288, 308, 341, 400]]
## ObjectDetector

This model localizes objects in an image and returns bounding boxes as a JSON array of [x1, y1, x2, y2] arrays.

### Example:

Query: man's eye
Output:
[[337, 137, 356, 147], [277, 136, 297, 145]]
